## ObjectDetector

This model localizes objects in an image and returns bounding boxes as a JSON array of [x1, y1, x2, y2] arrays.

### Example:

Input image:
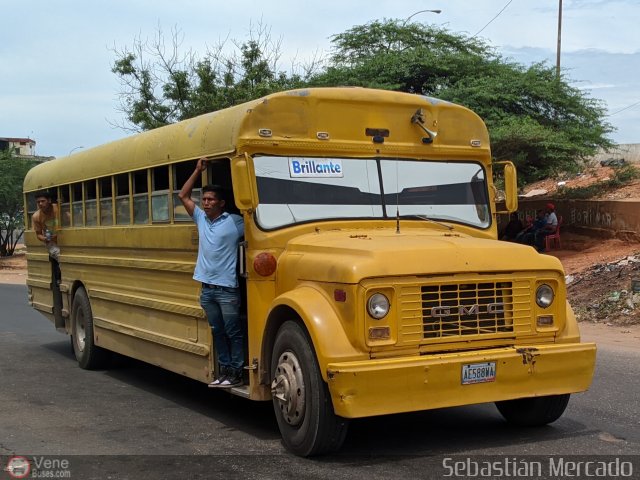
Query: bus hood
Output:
[[279, 229, 564, 284]]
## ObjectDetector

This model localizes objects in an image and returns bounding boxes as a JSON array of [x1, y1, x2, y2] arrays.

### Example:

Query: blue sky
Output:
[[1, 0, 638, 157]]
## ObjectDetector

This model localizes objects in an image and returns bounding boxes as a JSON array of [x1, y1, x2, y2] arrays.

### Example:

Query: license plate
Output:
[[462, 362, 496, 385]]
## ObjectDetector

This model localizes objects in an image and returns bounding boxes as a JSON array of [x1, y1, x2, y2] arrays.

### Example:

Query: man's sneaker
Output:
[[218, 375, 243, 388], [208, 375, 228, 388], [208, 366, 230, 388]]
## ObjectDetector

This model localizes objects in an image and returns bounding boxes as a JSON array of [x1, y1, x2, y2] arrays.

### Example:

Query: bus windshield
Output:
[[254, 156, 490, 229]]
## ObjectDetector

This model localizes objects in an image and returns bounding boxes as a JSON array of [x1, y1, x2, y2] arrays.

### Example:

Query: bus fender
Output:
[[266, 286, 366, 381], [557, 300, 581, 344]]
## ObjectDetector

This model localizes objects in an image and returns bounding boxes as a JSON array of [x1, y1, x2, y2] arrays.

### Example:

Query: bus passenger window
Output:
[[173, 160, 200, 221], [85, 180, 97, 226], [100, 177, 113, 226], [133, 170, 149, 224], [59, 185, 71, 227], [152, 166, 169, 223], [71, 183, 83, 227], [115, 173, 130, 225]]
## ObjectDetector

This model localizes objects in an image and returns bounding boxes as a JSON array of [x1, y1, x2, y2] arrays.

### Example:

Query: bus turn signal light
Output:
[[537, 315, 554, 327], [369, 326, 390, 340], [334, 289, 347, 302], [254, 252, 277, 276]]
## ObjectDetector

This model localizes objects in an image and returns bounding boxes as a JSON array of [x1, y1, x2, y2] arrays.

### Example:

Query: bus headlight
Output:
[[536, 284, 554, 308], [367, 293, 390, 319]]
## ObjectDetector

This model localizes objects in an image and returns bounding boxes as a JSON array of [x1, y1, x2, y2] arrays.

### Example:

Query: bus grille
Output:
[[395, 277, 533, 346], [421, 282, 513, 338]]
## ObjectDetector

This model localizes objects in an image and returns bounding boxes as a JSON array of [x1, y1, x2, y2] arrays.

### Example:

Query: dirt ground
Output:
[[0, 249, 27, 285], [522, 163, 640, 199], [548, 233, 640, 327], [520, 161, 640, 329]]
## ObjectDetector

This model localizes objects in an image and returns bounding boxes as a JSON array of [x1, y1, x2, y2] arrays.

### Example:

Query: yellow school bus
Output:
[[23, 87, 596, 456]]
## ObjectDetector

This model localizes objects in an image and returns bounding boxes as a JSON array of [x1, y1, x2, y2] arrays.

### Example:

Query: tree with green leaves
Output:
[[0, 150, 38, 256], [312, 19, 614, 184], [112, 20, 613, 185], [111, 24, 320, 132]]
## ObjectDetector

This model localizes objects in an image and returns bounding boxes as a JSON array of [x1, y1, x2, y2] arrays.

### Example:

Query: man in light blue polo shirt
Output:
[[179, 158, 245, 388]]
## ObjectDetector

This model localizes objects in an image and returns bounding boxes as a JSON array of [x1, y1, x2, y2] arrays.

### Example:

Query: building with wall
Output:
[[0, 137, 54, 162], [0, 137, 36, 156]]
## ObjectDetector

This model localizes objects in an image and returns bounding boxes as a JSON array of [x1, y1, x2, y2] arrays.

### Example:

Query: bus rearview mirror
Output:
[[231, 154, 258, 211], [494, 161, 518, 213]]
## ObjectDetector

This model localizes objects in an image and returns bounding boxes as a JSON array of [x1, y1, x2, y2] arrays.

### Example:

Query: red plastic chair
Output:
[[545, 215, 563, 251]]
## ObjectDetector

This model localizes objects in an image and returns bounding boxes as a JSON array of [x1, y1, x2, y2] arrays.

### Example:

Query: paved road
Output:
[[1, 283, 638, 479]]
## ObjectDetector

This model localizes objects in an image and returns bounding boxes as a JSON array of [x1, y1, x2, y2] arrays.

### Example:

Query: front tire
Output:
[[71, 287, 109, 370], [270, 321, 348, 456], [495, 394, 570, 427]]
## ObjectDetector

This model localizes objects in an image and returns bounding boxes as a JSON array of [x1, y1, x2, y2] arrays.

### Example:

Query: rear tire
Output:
[[70, 287, 110, 370], [270, 321, 348, 456], [495, 394, 570, 426]]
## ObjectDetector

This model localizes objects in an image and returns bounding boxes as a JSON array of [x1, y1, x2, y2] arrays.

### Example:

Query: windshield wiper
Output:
[[401, 214, 454, 231]]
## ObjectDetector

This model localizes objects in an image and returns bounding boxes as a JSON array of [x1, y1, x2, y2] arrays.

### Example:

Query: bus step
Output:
[[229, 384, 250, 398]]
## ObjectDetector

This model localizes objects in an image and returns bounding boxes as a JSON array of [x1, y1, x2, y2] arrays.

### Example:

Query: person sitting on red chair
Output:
[[535, 203, 558, 252]]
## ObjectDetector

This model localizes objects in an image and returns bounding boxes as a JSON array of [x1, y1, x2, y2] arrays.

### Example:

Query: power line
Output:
[[607, 100, 640, 117], [472, 0, 515, 38]]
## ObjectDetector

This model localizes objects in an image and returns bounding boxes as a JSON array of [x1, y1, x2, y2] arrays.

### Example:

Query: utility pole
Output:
[[556, 0, 563, 78]]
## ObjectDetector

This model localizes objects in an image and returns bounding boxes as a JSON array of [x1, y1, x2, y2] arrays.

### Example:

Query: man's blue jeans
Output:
[[200, 285, 243, 375]]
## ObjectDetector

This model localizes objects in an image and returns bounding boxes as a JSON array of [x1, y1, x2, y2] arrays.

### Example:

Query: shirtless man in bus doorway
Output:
[[179, 158, 245, 388], [32, 190, 62, 289], [31, 190, 60, 261]]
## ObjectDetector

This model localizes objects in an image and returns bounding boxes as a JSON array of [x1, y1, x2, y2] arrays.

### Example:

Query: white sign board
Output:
[[289, 159, 344, 178]]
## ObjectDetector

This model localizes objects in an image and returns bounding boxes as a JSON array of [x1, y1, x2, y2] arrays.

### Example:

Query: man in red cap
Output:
[[535, 203, 558, 252]]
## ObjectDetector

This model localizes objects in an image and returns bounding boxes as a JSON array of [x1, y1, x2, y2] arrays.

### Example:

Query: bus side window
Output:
[[173, 160, 200, 221], [115, 173, 130, 225], [59, 185, 71, 227], [133, 170, 149, 224], [85, 180, 97, 226], [151, 166, 170, 223], [71, 182, 83, 227], [100, 177, 114, 226]]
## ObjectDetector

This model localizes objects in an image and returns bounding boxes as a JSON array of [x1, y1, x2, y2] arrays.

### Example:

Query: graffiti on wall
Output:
[[500, 205, 615, 229], [503, 200, 640, 235], [516, 209, 542, 226], [570, 207, 613, 227]]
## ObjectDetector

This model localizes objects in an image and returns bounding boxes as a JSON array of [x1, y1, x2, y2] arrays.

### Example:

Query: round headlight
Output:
[[367, 293, 390, 319], [536, 284, 555, 308]]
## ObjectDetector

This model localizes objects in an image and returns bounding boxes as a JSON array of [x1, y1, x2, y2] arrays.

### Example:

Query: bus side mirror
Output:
[[494, 161, 518, 213], [231, 154, 258, 211]]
